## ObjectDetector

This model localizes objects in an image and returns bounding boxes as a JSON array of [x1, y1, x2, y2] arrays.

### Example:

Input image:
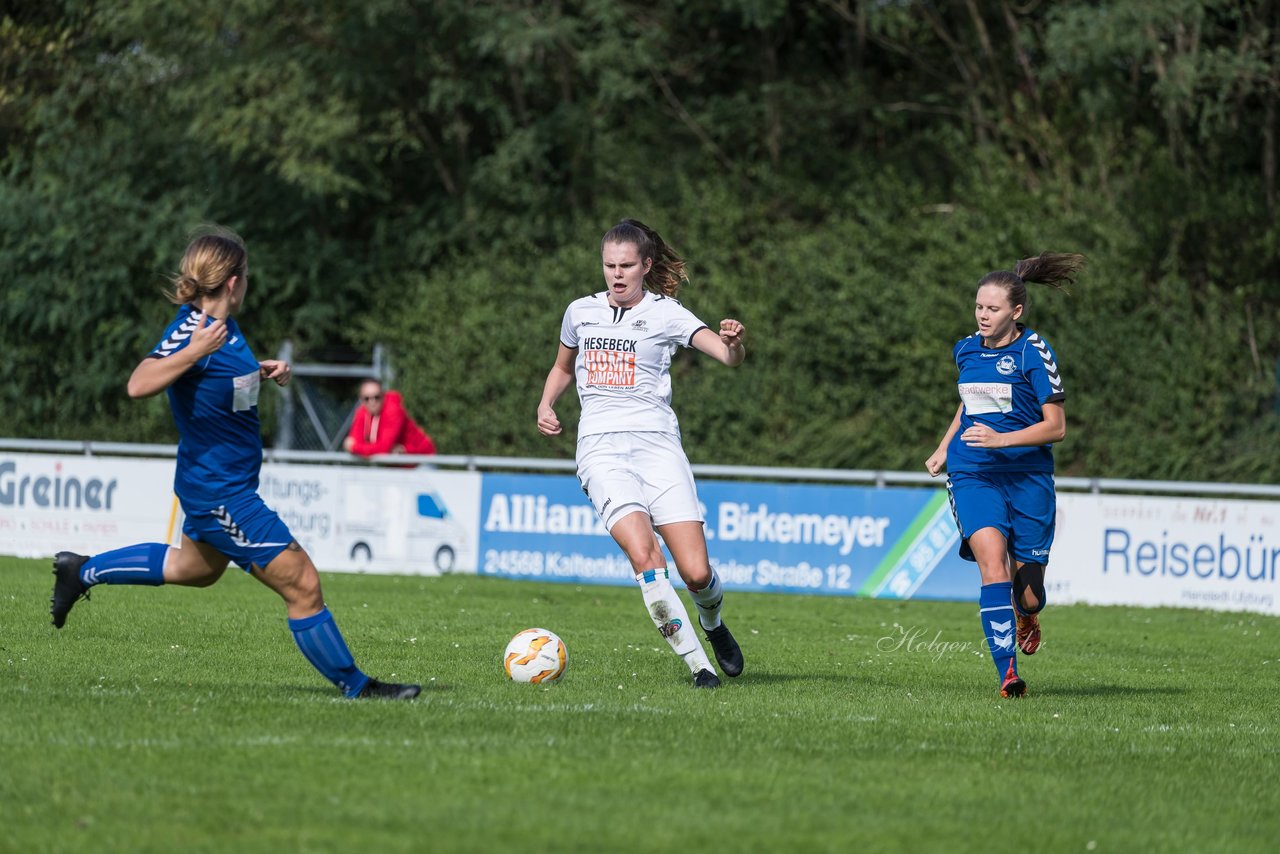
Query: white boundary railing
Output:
[[3, 437, 1278, 499]]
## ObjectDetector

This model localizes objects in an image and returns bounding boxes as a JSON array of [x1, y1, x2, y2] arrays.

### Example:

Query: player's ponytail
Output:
[[166, 227, 248, 306], [979, 252, 1085, 310], [1013, 252, 1085, 292], [601, 219, 689, 298]]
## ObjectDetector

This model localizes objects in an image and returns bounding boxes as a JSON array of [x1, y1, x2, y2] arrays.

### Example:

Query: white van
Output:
[[341, 481, 471, 575]]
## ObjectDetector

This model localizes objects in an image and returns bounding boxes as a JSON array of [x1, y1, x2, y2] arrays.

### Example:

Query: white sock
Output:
[[688, 568, 724, 631], [637, 569, 713, 674]]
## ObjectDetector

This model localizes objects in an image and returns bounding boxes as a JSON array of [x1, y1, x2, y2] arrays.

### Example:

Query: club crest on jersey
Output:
[[631, 319, 647, 330], [996, 355, 1017, 376]]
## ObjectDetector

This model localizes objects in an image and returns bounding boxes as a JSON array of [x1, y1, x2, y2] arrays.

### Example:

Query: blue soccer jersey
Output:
[[945, 325, 1064, 473], [149, 305, 264, 508]]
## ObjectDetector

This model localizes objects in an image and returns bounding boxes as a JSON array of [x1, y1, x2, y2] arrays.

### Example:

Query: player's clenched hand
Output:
[[925, 450, 946, 477], [719, 319, 745, 347], [537, 404, 561, 437], [258, 360, 291, 387], [189, 312, 227, 358]]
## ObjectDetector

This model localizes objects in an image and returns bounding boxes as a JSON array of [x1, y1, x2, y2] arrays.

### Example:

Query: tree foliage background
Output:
[[2, 0, 1278, 481]]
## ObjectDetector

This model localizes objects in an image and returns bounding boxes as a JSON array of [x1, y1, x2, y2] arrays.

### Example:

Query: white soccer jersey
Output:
[[560, 290, 709, 436]]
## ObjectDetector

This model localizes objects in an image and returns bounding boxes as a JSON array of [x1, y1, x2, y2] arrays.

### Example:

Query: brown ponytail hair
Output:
[[601, 219, 688, 298], [166, 227, 248, 305], [978, 252, 1085, 310]]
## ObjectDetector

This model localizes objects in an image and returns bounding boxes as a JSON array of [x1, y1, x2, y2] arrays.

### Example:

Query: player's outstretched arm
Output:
[[691, 319, 746, 367]]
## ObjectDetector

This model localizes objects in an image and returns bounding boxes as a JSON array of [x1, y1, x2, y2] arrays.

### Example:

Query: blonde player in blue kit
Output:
[[925, 252, 1085, 698], [537, 219, 746, 688], [49, 228, 419, 700]]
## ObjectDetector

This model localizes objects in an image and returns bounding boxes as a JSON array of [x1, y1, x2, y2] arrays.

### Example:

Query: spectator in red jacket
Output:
[[343, 379, 437, 457]]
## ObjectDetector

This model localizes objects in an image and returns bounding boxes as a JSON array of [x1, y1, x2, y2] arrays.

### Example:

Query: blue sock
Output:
[[81, 543, 167, 587], [979, 582, 1018, 682], [288, 607, 370, 697]]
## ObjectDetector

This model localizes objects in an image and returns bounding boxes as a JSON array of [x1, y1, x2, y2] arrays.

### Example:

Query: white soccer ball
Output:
[[503, 628, 568, 684]]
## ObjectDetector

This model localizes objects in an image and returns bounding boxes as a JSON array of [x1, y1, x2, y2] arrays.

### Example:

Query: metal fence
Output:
[[273, 341, 392, 452], [3, 438, 1278, 499]]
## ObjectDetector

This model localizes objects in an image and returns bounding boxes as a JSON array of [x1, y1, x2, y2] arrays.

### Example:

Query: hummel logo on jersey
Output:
[[212, 505, 289, 550], [996, 355, 1016, 376], [155, 313, 202, 357], [1028, 333, 1063, 393], [213, 505, 251, 547], [989, 619, 1014, 651]]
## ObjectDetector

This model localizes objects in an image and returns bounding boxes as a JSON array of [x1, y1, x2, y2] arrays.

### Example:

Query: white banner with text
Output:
[[1052, 493, 1278, 616], [2, 452, 1276, 615]]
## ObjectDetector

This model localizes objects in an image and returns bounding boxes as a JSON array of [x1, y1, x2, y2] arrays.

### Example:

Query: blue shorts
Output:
[[182, 492, 295, 571], [946, 470, 1055, 565]]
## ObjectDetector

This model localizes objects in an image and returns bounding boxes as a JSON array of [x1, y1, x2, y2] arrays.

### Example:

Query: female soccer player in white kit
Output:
[[537, 219, 746, 688]]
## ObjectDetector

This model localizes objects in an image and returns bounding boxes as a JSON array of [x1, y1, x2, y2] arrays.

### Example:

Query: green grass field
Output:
[[2, 555, 1276, 853]]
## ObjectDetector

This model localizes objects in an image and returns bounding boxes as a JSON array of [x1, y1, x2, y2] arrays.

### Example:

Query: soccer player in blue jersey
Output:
[[49, 228, 420, 700], [925, 252, 1085, 698]]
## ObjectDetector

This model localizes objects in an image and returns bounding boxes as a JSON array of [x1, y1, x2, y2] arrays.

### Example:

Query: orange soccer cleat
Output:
[[999, 661, 1027, 698], [1016, 612, 1042, 656]]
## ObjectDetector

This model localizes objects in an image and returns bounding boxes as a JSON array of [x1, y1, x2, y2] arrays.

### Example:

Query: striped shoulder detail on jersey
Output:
[[153, 311, 202, 358], [1026, 332, 1063, 395]]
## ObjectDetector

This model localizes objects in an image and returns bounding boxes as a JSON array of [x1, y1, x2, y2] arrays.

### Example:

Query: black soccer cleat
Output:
[[693, 669, 721, 689], [704, 622, 744, 677], [357, 678, 422, 700], [50, 552, 91, 629]]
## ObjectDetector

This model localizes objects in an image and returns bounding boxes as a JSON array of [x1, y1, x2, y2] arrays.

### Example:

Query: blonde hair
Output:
[[166, 227, 248, 305], [601, 219, 688, 298]]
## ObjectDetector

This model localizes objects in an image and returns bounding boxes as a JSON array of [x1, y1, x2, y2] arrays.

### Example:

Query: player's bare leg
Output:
[[163, 535, 231, 587], [249, 542, 324, 619]]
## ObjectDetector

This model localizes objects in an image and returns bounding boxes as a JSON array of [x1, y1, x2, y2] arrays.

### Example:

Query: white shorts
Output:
[[576, 431, 704, 532]]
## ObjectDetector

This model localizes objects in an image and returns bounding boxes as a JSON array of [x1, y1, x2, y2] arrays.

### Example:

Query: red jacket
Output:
[[346, 391, 437, 456]]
